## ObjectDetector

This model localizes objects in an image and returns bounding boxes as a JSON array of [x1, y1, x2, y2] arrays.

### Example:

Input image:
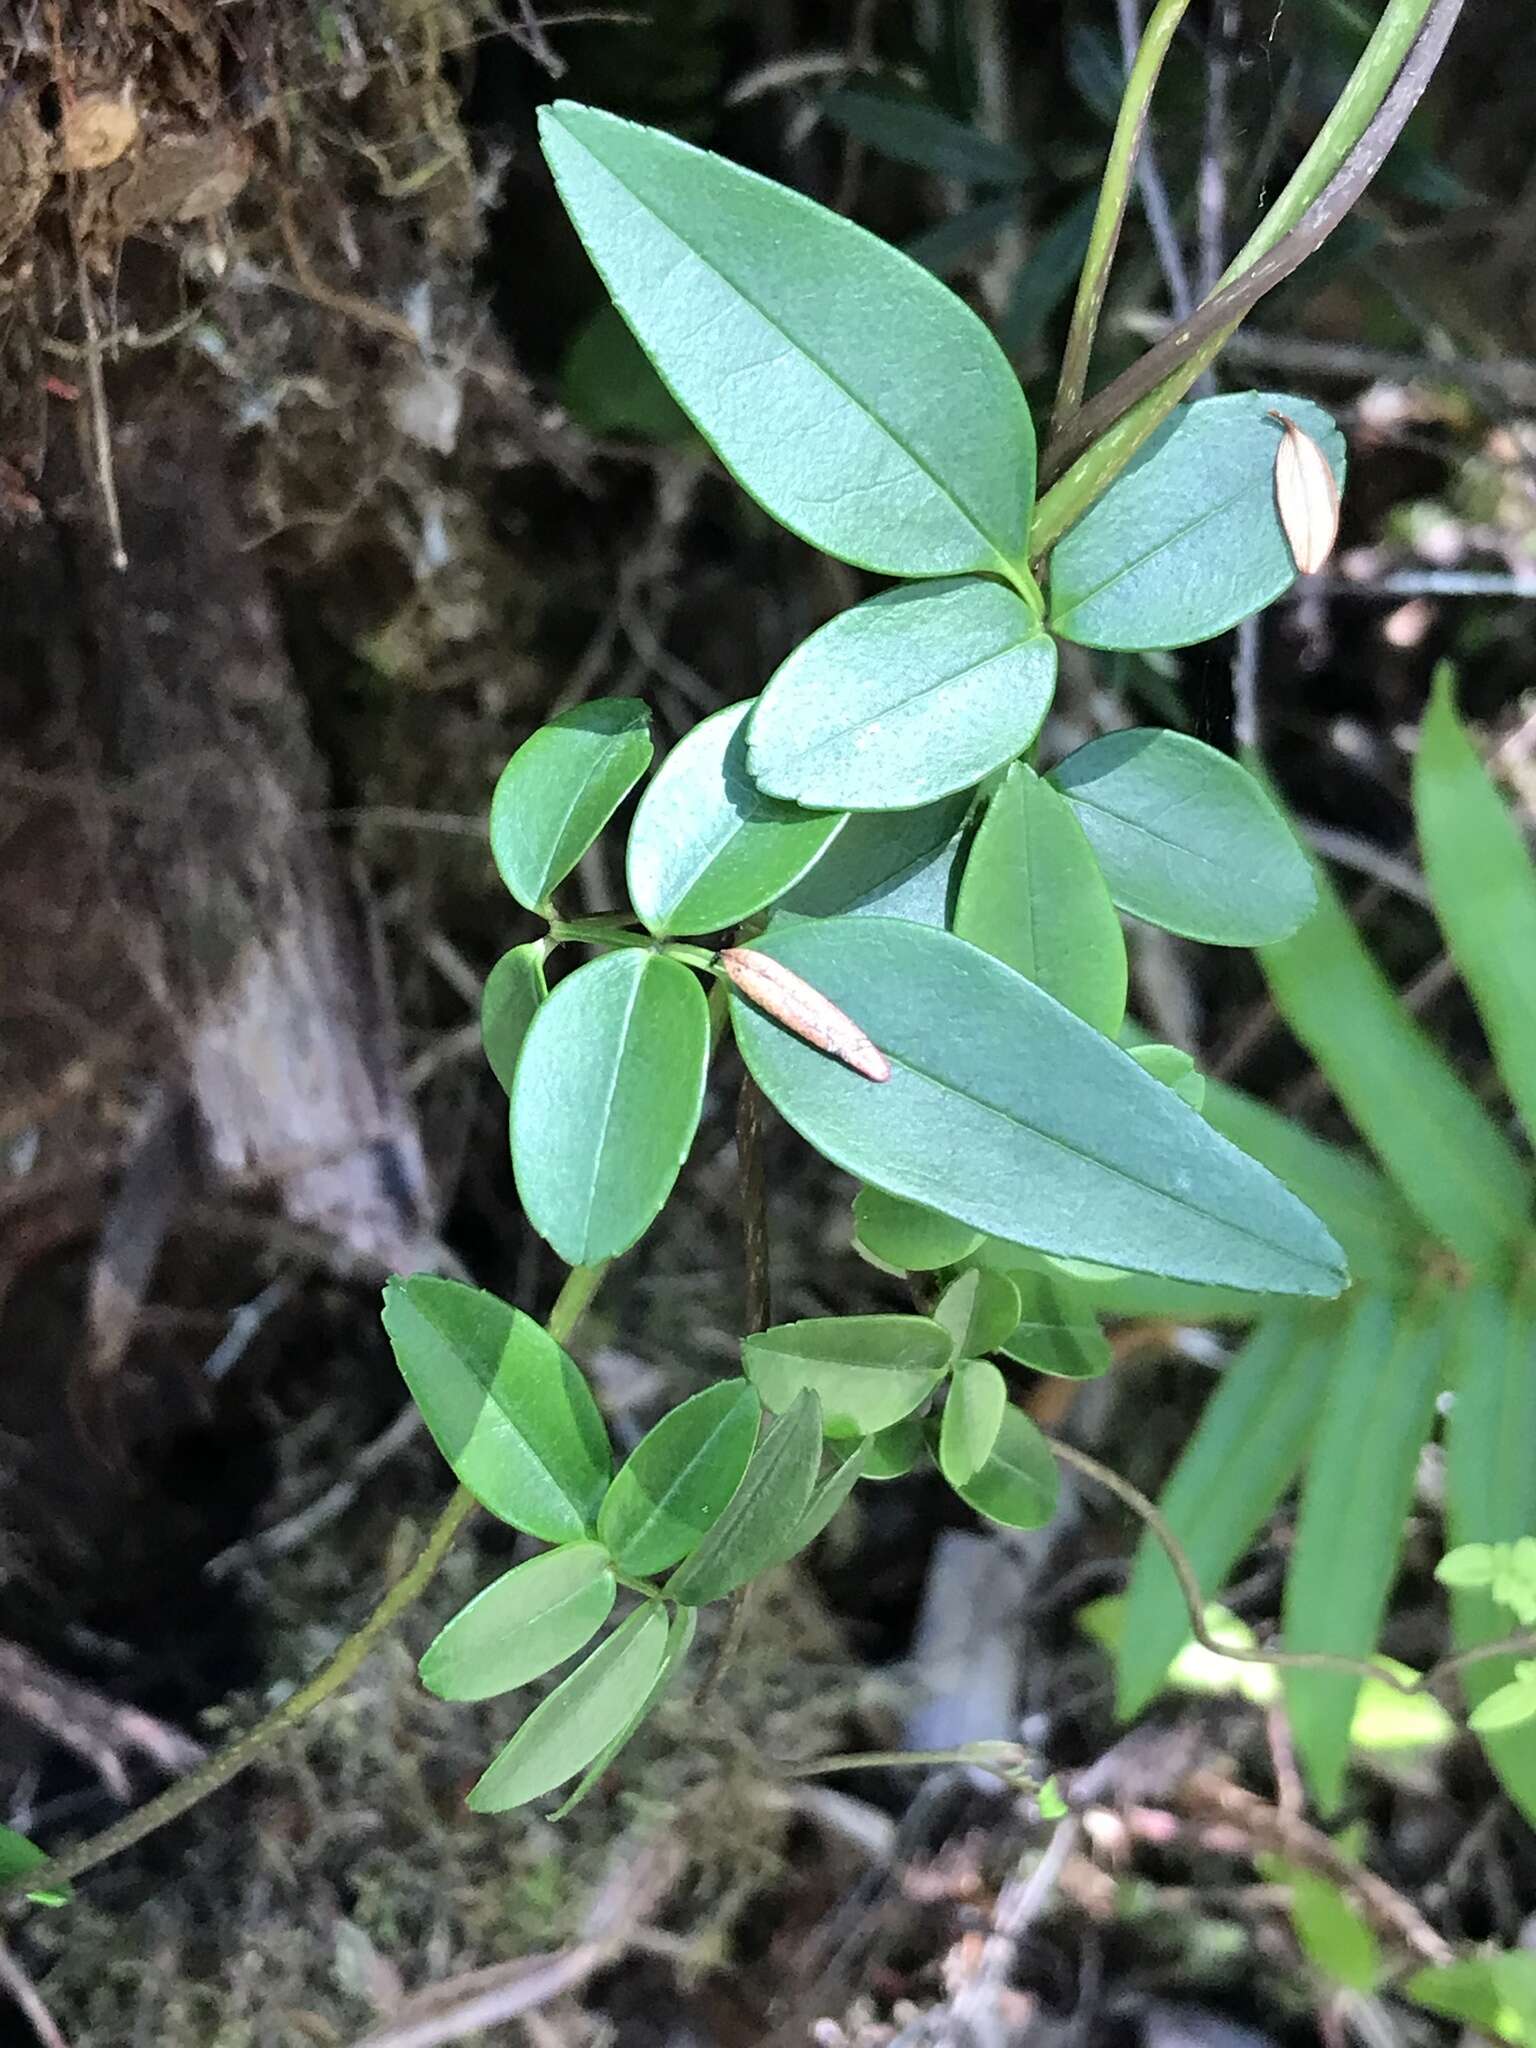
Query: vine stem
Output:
[[2, 1262, 609, 1906]]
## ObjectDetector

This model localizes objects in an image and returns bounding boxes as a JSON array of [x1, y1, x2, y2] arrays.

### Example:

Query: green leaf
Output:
[[743, 1315, 950, 1437], [597, 1380, 762, 1576], [666, 1390, 824, 1605], [1415, 665, 1536, 1151], [627, 700, 844, 937], [948, 1401, 1059, 1528], [992, 1265, 1111, 1380], [1083, 1595, 1277, 1704], [562, 303, 694, 442], [490, 699, 653, 911], [781, 1437, 874, 1557], [864, 1414, 928, 1480], [954, 762, 1127, 1034], [1444, 1281, 1536, 1824], [1408, 1955, 1536, 2045], [1116, 1314, 1333, 1715], [1130, 1043, 1205, 1111], [1282, 1869, 1383, 1993], [1001, 192, 1096, 358], [818, 86, 1028, 185], [1048, 731, 1315, 946], [730, 919, 1346, 1298], [467, 1600, 670, 1812], [0, 1824, 67, 1907], [933, 1269, 1022, 1358], [510, 950, 708, 1265], [548, 1603, 698, 1818], [382, 1277, 610, 1541], [939, 1357, 1008, 1485], [482, 943, 548, 1097], [905, 195, 1019, 278], [1348, 1668, 1454, 1754], [539, 102, 1037, 581], [1436, 1542, 1497, 1590], [852, 1186, 983, 1272], [1281, 1292, 1447, 1811], [1471, 1677, 1536, 1735], [1259, 814, 1530, 1271], [1047, 392, 1345, 650], [748, 582, 1054, 811], [419, 1542, 617, 1702], [773, 793, 972, 929]]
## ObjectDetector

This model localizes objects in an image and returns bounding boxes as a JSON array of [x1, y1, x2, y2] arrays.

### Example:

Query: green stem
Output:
[[2, 1262, 610, 1905], [546, 918, 653, 951], [1050, 0, 1196, 437]]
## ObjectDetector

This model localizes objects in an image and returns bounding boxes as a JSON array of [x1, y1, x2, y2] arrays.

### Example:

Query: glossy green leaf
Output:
[[730, 918, 1346, 1297], [1415, 665, 1536, 1150], [666, 1390, 824, 1605], [1408, 1955, 1536, 2045], [419, 1543, 616, 1702], [490, 699, 653, 911], [548, 1604, 698, 1818], [781, 1437, 874, 1558], [1130, 1043, 1204, 1111], [540, 102, 1036, 580], [1047, 391, 1345, 650], [1049, 731, 1315, 946], [743, 1315, 950, 1437], [864, 1414, 928, 1480], [939, 1357, 1008, 1485], [0, 1825, 66, 1907], [482, 943, 548, 1097], [597, 1380, 762, 1576], [933, 1269, 1022, 1358], [819, 87, 1028, 185], [852, 1186, 984, 1272], [993, 1265, 1112, 1380], [748, 582, 1054, 812], [627, 700, 844, 937], [1259, 813, 1530, 1271], [948, 1401, 1059, 1528], [773, 792, 972, 929], [1444, 1281, 1536, 1824], [1116, 1314, 1333, 1715], [562, 303, 693, 442], [510, 950, 708, 1265], [382, 1277, 610, 1541], [1282, 1869, 1383, 1993], [954, 762, 1126, 1034], [467, 1601, 669, 1812], [1282, 1292, 1446, 1811]]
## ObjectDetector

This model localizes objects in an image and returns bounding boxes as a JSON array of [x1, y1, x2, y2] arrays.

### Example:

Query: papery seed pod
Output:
[[1270, 411, 1341, 575], [717, 947, 890, 1082]]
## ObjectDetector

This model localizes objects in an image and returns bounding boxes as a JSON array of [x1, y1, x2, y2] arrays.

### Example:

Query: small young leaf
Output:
[[730, 919, 1346, 1298], [743, 1315, 950, 1437], [1436, 1542, 1497, 1591], [852, 1186, 984, 1272], [1407, 1955, 1536, 2045], [1415, 665, 1536, 1152], [419, 1543, 617, 1702], [482, 943, 548, 1097], [510, 950, 709, 1265], [992, 1265, 1112, 1380], [1349, 1668, 1454, 1754], [382, 1277, 610, 1541], [773, 792, 972, 929], [818, 86, 1028, 186], [748, 581, 1055, 812], [947, 1401, 1059, 1529], [666, 1390, 824, 1606], [538, 102, 1037, 579], [1047, 391, 1345, 650], [939, 1357, 1008, 1485], [1282, 1869, 1382, 1993], [627, 700, 844, 937], [954, 761, 1127, 1034], [1130, 1042, 1205, 1111], [597, 1380, 763, 1576], [1048, 731, 1315, 946], [548, 1603, 698, 1818], [933, 1270, 1022, 1359], [467, 1601, 670, 1812], [490, 700, 653, 911], [864, 1413, 928, 1480]]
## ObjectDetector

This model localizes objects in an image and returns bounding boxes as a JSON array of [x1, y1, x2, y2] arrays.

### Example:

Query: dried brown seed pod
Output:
[[1270, 410, 1341, 576], [717, 946, 890, 1083]]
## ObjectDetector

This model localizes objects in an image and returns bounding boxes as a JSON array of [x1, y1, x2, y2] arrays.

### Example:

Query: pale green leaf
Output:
[[419, 1543, 616, 1701], [490, 699, 652, 910], [597, 1380, 762, 1576], [743, 1315, 950, 1438]]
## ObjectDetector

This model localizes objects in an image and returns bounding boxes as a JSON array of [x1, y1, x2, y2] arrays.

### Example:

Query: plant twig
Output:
[[1117, 0, 1194, 322]]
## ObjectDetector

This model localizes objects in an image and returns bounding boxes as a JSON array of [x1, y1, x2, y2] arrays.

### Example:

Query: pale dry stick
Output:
[[0, 1940, 69, 2048], [1116, 0, 1194, 321]]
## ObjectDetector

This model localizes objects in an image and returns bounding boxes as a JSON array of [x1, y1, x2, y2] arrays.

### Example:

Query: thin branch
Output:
[[1117, 0, 1194, 321]]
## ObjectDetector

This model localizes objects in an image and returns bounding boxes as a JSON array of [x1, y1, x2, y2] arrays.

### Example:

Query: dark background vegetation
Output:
[[0, 1, 1533, 2041]]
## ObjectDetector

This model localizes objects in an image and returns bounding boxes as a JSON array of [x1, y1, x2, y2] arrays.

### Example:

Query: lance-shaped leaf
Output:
[[939, 1357, 1008, 1485], [382, 1277, 610, 1541], [946, 1401, 1058, 1528], [955, 760, 1126, 1033], [482, 942, 548, 1097], [627, 700, 844, 937], [818, 87, 1029, 186], [748, 581, 1055, 812], [468, 1601, 670, 1812], [1282, 1293, 1447, 1811], [773, 791, 973, 929], [597, 1380, 762, 1576], [744, 1315, 950, 1437], [666, 1391, 824, 1606], [419, 1543, 616, 1702], [1047, 391, 1345, 650], [490, 699, 653, 910], [933, 1269, 1022, 1359], [852, 1186, 983, 1272], [549, 1604, 698, 1818], [1048, 731, 1315, 947], [538, 102, 1036, 580], [510, 950, 709, 1265], [1415, 665, 1536, 1151], [729, 918, 1347, 1297]]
